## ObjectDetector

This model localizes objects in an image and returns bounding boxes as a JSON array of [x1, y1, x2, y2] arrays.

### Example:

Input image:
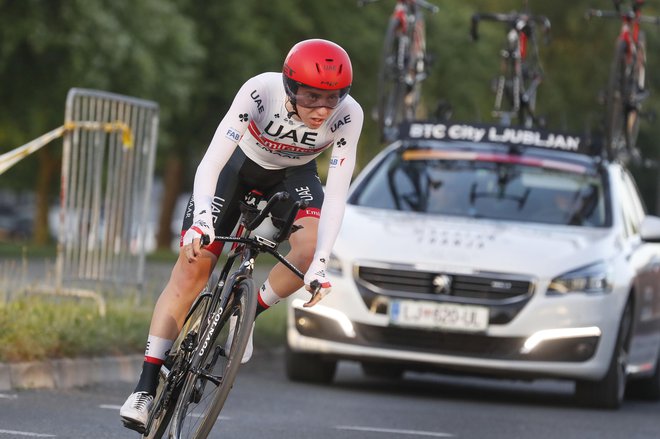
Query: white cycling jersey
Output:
[[193, 72, 364, 260]]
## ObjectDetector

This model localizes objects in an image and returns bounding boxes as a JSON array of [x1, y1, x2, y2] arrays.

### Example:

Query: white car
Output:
[[286, 121, 660, 409]]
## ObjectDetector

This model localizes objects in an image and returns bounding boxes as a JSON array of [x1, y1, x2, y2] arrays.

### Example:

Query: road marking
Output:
[[336, 425, 455, 437], [0, 393, 18, 399], [0, 430, 56, 438]]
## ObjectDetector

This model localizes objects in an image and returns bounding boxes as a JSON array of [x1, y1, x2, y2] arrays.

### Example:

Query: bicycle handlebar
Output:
[[586, 2, 660, 25], [200, 191, 310, 247], [471, 12, 551, 42], [273, 199, 309, 243], [245, 191, 289, 231], [357, 0, 439, 14]]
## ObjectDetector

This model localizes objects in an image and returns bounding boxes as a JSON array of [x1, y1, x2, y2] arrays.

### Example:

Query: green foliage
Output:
[[0, 295, 151, 362], [0, 0, 203, 186], [0, 289, 286, 362], [1, 0, 659, 206]]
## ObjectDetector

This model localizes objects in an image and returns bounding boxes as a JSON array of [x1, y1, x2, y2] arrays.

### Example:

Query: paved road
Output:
[[1, 349, 658, 439]]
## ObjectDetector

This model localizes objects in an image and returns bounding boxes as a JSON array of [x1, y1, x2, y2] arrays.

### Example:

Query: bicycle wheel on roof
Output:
[[377, 16, 409, 142], [605, 39, 629, 160]]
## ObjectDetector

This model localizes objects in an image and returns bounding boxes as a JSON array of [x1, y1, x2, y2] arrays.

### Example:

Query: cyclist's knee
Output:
[[289, 217, 318, 270], [168, 250, 216, 294]]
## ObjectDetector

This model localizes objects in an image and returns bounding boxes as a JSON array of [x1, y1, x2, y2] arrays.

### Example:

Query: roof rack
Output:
[[397, 121, 601, 157]]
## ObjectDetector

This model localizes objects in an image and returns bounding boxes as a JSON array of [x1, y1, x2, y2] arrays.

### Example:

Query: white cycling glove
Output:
[[303, 256, 331, 307], [182, 209, 215, 246]]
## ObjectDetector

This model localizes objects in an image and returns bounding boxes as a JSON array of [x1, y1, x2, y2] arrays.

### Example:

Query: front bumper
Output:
[[286, 283, 621, 381]]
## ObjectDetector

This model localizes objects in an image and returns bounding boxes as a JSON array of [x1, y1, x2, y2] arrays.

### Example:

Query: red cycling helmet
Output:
[[283, 39, 353, 108]]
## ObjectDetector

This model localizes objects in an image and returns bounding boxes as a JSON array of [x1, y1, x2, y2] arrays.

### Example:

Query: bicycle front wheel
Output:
[[377, 17, 408, 142], [624, 31, 645, 157], [143, 279, 215, 439], [605, 40, 628, 159], [170, 277, 257, 439]]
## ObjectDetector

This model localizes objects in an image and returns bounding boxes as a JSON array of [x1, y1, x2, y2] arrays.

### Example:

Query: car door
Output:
[[618, 168, 660, 365]]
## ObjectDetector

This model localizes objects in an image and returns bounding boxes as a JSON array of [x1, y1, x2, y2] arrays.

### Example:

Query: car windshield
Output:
[[351, 146, 608, 227]]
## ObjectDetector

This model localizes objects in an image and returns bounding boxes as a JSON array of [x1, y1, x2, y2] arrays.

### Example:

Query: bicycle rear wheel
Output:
[[377, 17, 408, 142], [170, 277, 257, 439], [624, 31, 645, 157], [605, 40, 628, 159], [143, 278, 216, 439]]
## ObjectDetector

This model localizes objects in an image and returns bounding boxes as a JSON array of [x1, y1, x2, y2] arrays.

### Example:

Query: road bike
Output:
[[137, 191, 320, 439], [359, 0, 439, 143], [586, 0, 660, 163], [471, 4, 551, 129]]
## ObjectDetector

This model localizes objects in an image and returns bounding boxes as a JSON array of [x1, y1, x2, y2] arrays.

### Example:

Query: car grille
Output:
[[357, 265, 533, 303]]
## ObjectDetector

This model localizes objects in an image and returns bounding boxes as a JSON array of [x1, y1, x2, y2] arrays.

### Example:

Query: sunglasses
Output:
[[294, 88, 348, 109]]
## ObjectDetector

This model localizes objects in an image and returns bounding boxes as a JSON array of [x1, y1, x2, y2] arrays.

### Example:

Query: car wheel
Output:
[[625, 346, 660, 401], [285, 343, 336, 384], [361, 361, 404, 380], [575, 298, 632, 409]]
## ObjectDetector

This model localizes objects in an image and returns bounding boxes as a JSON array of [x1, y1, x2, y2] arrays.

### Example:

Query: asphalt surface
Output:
[[1, 348, 659, 439]]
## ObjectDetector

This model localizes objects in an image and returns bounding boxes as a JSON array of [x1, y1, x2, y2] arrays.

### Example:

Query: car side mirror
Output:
[[640, 215, 660, 242]]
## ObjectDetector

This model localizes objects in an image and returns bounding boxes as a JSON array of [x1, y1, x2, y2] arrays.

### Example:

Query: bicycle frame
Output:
[[471, 10, 550, 129], [143, 191, 312, 438], [586, 0, 660, 161], [361, 0, 438, 142], [392, 0, 428, 71]]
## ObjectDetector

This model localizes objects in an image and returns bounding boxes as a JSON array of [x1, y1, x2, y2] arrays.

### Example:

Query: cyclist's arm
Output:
[[193, 76, 264, 219], [185, 75, 264, 258], [314, 101, 364, 262]]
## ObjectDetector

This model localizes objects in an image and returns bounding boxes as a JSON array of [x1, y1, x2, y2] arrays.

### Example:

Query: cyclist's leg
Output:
[[261, 160, 324, 307], [121, 150, 247, 430]]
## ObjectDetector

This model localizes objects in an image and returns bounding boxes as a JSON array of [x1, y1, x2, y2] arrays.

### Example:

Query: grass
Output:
[[0, 290, 287, 363], [0, 241, 289, 363], [0, 295, 151, 362]]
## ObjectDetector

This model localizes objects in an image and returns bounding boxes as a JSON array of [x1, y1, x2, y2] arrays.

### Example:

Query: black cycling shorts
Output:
[[180, 148, 324, 256]]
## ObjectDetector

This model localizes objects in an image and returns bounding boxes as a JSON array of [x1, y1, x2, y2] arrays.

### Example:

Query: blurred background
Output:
[[1, 0, 659, 249]]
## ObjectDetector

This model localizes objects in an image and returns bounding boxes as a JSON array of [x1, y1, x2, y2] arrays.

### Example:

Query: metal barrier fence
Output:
[[55, 88, 159, 296]]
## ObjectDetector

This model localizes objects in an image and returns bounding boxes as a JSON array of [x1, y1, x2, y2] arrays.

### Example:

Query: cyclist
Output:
[[120, 38, 363, 431]]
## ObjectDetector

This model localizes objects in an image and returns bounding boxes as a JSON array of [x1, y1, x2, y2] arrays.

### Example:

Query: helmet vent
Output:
[[315, 63, 321, 73]]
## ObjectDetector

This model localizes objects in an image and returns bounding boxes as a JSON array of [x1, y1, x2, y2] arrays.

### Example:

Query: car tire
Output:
[[575, 298, 632, 409], [625, 347, 660, 401], [361, 361, 404, 380], [285, 344, 337, 384]]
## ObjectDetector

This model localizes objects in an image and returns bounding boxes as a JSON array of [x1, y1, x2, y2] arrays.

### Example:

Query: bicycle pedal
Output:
[[121, 420, 146, 434]]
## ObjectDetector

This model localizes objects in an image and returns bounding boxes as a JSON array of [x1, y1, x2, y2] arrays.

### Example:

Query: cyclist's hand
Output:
[[182, 211, 214, 262], [303, 257, 331, 307]]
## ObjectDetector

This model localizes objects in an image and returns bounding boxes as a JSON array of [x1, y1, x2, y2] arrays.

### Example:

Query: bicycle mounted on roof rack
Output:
[[359, 0, 439, 143], [471, 3, 551, 129], [585, 0, 660, 166]]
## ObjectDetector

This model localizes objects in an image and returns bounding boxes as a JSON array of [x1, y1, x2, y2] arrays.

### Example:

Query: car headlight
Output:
[[547, 261, 613, 295], [326, 252, 343, 275]]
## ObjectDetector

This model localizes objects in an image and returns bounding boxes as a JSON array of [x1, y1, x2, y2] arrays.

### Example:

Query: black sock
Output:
[[255, 302, 268, 318], [134, 361, 161, 396]]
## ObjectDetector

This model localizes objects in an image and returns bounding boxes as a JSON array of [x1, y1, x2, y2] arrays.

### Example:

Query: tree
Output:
[[0, 0, 203, 243]]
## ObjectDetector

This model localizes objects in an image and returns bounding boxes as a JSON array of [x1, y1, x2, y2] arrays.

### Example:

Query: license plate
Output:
[[389, 300, 489, 332]]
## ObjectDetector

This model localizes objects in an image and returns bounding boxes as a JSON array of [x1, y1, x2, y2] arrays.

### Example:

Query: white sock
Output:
[[257, 279, 282, 309], [144, 335, 173, 365]]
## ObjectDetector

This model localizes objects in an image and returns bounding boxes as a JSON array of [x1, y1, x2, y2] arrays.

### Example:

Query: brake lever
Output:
[[304, 280, 323, 308]]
